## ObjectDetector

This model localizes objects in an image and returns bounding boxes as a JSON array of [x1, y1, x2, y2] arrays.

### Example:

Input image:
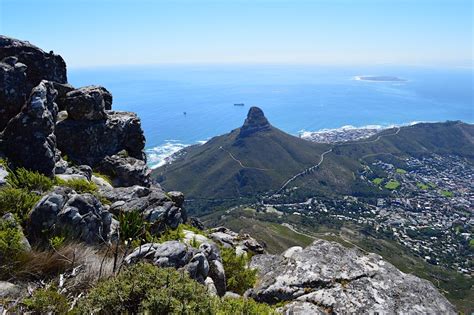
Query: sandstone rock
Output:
[[125, 241, 192, 268], [188, 217, 205, 230], [52, 82, 75, 111], [28, 187, 114, 244], [209, 227, 264, 255], [167, 191, 185, 207], [58, 193, 113, 243], [278, 301, 326, 315], [205, 277, 218, 296], [0, 57, 28, 130], [101, 184, 187, 234], [238, 106, 271, 138], [95, 153, 151, 187], [0, 165, 7, 186], [2, 80, 58, 176], [186, 252, 209, 283], [65, 86, 111, 120], [224, 292, 241, 299], [0, 36, 67, 88], [55, 111, 146, 167], [91, 174, 113, 190], [0, 281, 23, 299], [249, 239, 456, 314]]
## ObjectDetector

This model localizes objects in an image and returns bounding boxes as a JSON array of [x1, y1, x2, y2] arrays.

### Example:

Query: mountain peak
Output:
[[239, 106, 271, 137]]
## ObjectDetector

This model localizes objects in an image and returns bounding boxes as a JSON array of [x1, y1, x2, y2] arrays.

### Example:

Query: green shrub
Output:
[[119, 210, 152, 246], [221, 247, 258, 295], [49, 235, 66, 249], [55, 178, 98, 194], [0, 220, 27, 276], [22, 287, 69, 314], [0, 187, 41, 224], [76, 263, 274, 314], [7, 167, 54, 192], [157, 225, 185, 243], [181, 223, 208, 236], [92, 172, 112, 185]]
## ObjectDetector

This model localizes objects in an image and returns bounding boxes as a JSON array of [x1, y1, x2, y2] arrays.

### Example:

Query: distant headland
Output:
[[354, 75, 406, 82]]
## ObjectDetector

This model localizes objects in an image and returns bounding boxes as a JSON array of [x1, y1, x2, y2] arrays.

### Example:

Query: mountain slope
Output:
[[153, 107, 473, 202], [152, 107, 330, 198]]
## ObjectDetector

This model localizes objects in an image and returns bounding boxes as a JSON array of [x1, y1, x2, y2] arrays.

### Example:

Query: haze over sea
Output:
[[69, 65, 473, 168]]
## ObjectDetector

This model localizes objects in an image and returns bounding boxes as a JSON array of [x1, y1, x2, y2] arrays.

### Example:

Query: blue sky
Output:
[[1, 0, 472, 67]]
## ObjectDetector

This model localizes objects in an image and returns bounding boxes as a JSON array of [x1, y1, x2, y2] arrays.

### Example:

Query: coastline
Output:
[[146, 120, 437, 169]]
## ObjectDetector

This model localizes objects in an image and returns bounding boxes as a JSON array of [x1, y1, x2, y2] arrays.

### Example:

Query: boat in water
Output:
[[234, 103, 245, 106]]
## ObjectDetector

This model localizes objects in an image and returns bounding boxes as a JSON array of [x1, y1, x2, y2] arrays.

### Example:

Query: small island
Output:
[[355, 75, 406, 82]]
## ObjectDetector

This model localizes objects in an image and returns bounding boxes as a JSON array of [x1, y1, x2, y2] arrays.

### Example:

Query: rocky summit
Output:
[[0, 36, 459, 314], [238, 106, 272, 138]]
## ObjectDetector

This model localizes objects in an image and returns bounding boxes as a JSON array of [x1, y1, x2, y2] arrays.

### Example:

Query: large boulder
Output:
[[249, 239, 456, 314], [0, 57, 28, 130], [96, 153, 151, 187], [209, 227, 264, 255], [1, 80, 58, 176], [0, 36, 67, 89], [55, 111, 146, 167], [28, 187, 117, 244], [101, 185, 187, 233], [64, 85, 112, 121]]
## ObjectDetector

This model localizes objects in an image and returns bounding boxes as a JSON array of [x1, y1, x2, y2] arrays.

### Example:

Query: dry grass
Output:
[[3, 242, 128, 294]]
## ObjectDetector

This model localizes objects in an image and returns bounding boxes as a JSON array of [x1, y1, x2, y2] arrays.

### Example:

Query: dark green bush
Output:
[[0, 220, 27, 277], [76, 263, 275, 314], [157, 225, 185, 243], [221, 247, 258, 295], [7, 167, 54, 193], [0, 187, 41, 224], [22, 287, 69, 314], [55, 178, 98, 194]]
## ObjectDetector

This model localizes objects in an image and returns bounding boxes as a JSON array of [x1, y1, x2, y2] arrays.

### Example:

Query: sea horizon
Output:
[[68, 64, 474, 168]]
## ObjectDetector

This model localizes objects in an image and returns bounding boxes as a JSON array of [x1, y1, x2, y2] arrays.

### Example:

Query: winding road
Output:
[[219, 146, 272, 171], [271, 127, 402, 197]]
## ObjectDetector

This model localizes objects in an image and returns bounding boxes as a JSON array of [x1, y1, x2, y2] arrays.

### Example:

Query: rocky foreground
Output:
[[0, 36, 457, 313]]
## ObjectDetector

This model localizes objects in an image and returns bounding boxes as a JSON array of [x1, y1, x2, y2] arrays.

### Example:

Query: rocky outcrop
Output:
[[28, 187, 117, 244], [0, 36, 67, 89], [125, 240, 225, 295], [96, 153, 151, 187], [101, 185, 187, 233], [0, 57, 28, 130], [2, 80, 58, 176], [248, 240, 456, 314], [238, 106, 272, 138], [209, 227, 265, 255], [56, 111, 146, 167], [64, 85, 111, 121]]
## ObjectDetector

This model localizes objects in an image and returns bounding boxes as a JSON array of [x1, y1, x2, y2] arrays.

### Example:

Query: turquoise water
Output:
[[69, 65, 473, 168]]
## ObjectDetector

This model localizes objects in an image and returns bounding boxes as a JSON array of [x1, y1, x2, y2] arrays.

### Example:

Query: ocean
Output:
[[68, 65, 473, 168]]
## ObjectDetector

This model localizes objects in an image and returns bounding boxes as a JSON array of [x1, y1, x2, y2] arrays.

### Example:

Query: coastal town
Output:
[[262, 153, 473, 275]]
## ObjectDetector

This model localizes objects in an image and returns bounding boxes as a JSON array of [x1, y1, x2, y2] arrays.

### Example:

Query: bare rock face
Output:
[[55, 111, 146, 167], [209, 226, 265, 256], [238, 106, 271, 138], [249, 240, 456, 314], [0, 36, 67, 89], [65, 85, 112, 120], [0, 57, 28, 130], [2, 80, 58, 176], [95, 153, 151, 187], [28, 187, 117, 244], [101, 184, 187, 232]]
